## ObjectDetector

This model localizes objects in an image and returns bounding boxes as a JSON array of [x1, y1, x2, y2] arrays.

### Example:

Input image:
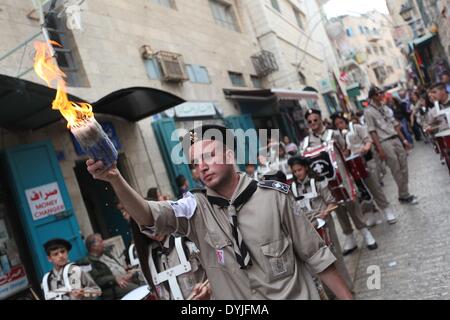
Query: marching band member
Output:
[[301, 109, 378, 255], [86, 124, 353, 300], [364, 86, 418, 205], [331, 112, 399, 225], [288, 156, 352, 292], [42, 238, 101, 300]]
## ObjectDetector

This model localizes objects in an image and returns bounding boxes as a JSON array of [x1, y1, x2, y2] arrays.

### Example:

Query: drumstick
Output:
[[311, 205, 339, 220], [187, 279, 210, 300]]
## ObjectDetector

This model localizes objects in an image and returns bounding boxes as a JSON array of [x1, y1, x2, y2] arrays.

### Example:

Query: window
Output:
[[46, 12, 89, 87], [270, 0, 280, 12], [151, 0, 175, 8], [298, 71, 306, 85], [373, 66, 387, 82], [373, 46, 379, 54], [186, 64, 210, 84], [228, 72, 246, 87], [346, 27, 353, 37], [209, 0, 239, 31], [251, 75, 263, 88], [145, 58, 162, 80], [367, 47, 372, 55], [380, 46, 385, 55], [293, 8, 305, 30]]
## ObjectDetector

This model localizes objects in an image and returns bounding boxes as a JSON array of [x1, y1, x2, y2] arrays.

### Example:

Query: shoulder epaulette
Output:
[[257, 180, 290, 194]]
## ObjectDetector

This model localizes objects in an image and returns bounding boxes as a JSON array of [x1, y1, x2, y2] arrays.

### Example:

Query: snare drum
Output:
[[435, 129, 450, 173], [345, 154, 369, 180], [121, 285, 158, 300], [303, 142, 357, 202]]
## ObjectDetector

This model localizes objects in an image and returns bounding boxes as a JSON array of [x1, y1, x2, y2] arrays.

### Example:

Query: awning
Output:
[[0, 74, 87, 131], [92, 87, 185, 121], [223, 88, 319, 101], [0, 74, 185, 131], [411, 33, 436, 48]]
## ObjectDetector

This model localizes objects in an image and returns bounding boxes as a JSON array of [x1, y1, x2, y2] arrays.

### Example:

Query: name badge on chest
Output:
[[215, 249, 225, 265]]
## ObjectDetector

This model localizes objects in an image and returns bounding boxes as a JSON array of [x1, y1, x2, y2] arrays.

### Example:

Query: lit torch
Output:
[[33, 41, 118, 168]]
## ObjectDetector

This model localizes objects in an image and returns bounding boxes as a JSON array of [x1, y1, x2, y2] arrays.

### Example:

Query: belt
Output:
[[381, 135, 398, 143]]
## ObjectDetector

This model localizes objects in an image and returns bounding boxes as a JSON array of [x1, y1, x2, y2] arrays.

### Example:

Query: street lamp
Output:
[[399, 3, 413, 22]]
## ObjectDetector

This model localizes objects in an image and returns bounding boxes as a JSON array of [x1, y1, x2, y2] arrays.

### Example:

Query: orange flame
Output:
[[33, 41, 93, 128]]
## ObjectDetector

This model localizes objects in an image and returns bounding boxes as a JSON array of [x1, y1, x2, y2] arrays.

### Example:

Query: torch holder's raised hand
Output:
[[71, 117, 118, 168]]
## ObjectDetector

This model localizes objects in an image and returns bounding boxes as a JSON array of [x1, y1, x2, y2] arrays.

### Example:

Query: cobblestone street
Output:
[[339, 142, 450, 299]]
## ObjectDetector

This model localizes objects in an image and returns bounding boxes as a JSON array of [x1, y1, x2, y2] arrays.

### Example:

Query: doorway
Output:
[[73, 153, 134, 248]]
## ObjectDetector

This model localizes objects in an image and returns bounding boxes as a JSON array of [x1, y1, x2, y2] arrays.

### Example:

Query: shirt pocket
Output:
[[260, 236, 294, 282], [203, 231, 233, 269]]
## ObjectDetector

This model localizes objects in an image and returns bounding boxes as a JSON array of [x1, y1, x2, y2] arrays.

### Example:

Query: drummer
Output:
[[288, 156, 352, 292], [301, 109, 378, 256], [426, 83, 450, 134], [331, 112, 399, 225]]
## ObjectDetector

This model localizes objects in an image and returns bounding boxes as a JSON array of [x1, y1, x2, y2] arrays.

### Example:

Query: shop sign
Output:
[[25, 182, 66, 220], [318, 78, 334, 93], [175, 102, 217, 118], [0, 265, 29, 299]]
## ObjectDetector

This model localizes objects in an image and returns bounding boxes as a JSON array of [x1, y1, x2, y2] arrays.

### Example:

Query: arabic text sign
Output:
[[0, 265, 29, 299], [25, 182, 66, 220]]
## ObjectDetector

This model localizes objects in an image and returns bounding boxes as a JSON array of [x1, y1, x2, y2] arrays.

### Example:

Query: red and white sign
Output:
[[25, 182, 66, 220], [0, 265, 29, 299]]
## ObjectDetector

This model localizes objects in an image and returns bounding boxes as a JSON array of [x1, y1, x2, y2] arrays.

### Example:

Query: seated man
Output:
[[85, 233, 140, 299], [42, 238, 101, 300], [119, 201, 211, 300]]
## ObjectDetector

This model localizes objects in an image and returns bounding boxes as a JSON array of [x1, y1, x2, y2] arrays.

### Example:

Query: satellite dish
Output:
[[325, 18, 345, 40]]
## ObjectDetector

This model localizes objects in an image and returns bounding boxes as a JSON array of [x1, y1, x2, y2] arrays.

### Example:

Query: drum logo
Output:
[[311, 160, 333, 178]]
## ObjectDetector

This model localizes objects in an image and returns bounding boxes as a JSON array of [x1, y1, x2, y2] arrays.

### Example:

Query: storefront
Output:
[[223, 88, 320, 145], [409, 32, 449, 85], [0, 74, 183, 298]]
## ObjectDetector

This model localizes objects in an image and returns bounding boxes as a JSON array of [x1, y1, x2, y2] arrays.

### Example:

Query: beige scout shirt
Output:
[[345, 123, 372, 156], [364, 103, 399, 141], [142, 173, 336, 300], [46, 264, 101, 300], [149, 236, 206, 300], [291, 176, 335, 220]]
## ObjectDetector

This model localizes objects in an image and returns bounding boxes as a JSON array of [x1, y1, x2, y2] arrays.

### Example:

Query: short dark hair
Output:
[[288, 156, 310, 168], [184, 124, 236, 152], [44, 238, 72, 256], [263, 170, 287, 184], [146, 187, 158, 201], [85, 233, 102, 253], [368, 86, 383, 99], [175, 175, 186, 188], [429, 82, 446, 91]]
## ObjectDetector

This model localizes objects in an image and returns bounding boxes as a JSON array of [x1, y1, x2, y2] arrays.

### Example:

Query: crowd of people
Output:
[[40, 76, 450, 300]]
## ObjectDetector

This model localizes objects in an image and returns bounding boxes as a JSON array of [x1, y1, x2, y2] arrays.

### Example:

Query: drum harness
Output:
[[292, 178, 318, 214], [302, 129, 333, 152], [42, 263, 75, 300], [147, 236, 197, 300]]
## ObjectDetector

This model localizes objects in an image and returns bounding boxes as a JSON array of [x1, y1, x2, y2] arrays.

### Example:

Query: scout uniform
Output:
[[364, 101, 412, 200], [140, 172, 337, 300], [42, 239, 101, 300], [291, 175, 352, 290], [144, 235, 207, 300], [344, 122, 390, 212], [300, 114, 371, 251]]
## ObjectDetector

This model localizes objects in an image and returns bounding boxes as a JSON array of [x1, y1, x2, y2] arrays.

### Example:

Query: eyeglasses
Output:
[[308, 119, 319, 124]]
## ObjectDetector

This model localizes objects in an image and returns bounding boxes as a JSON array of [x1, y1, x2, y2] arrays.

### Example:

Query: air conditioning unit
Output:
[[139, 45, 154, 59], [251, 50, 278, 76], [155, 51, 188, 82]]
